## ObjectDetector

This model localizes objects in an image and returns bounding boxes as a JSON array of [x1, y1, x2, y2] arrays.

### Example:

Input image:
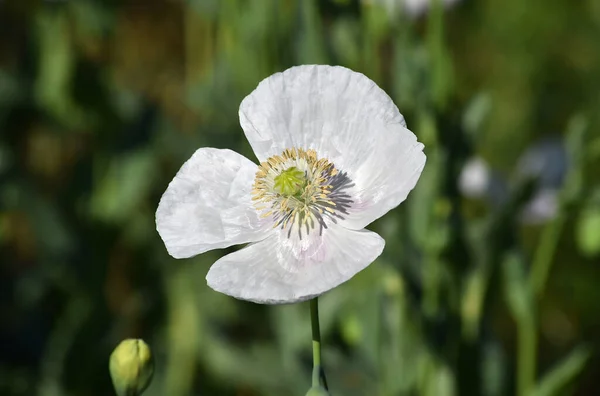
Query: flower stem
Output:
[[310, 297, 328, 390]]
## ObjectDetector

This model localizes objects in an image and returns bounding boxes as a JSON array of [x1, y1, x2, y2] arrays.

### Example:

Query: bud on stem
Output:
[[109, 339, 154, 396]]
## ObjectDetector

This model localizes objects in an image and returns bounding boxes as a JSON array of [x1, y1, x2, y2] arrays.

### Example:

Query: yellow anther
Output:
[[260, 211, 273, 218]]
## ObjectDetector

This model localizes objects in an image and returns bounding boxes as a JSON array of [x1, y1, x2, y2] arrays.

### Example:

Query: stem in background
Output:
[[530, 212, 566, 298], [517, 318, 537, 396], [522, 210, 565, 396], [310, 297, 328, 390]]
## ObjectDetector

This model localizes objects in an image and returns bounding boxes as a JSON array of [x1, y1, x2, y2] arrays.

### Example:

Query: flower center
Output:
[[274, 167, 306, 197], [252, 148, 354, 239]]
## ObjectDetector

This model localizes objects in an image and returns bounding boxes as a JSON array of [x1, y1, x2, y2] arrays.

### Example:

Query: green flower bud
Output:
[[305, 386, 331, 396], [109, 339, 154, 396]]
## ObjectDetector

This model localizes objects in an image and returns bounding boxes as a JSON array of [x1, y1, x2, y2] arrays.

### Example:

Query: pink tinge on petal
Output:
[[206, 224, 385, 304]]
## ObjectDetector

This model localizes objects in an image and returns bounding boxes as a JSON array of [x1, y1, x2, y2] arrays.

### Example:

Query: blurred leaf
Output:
[[576, 205, 600, 257], [188, 0, 221, 17], [111, 89, 145, 121], [272, 303, 310, 367], [39, 299, 90, 396], [503, 252, 537, 396], [419, 358, 456, 396], [29, 195, 73, 256], [0, 69, 22, 111], [393, 42, 428, 113], [90, 149, 157, 223], [163, 266, 200, 396], [561, 114, 588, 204], [379, 268, 422, 394], [427, 0, 453, 109], [203, 338, 303, 394], [297, 0, 327, 64], [564, 114, 588, 167], [482, 341, 507, 396], [461, 267, 488, 341], [531, 346, 591, 396], [34, 10, 87, 129], [122, 210, 156, 247], [503, 252, 532, 325], [331, 18, 360, 70], [361, 3, 392, 79], [70, 0, 113, 37], [462, 93, 492, 141], [408, 124, 441, 247], [0, 143, 12, 176]]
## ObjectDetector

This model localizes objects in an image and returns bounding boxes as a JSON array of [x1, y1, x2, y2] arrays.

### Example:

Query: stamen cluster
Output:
[[252, 148, 354, 239]]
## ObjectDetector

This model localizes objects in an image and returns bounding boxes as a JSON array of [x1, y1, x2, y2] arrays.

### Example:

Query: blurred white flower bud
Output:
[[517, 137, 567, 224], [521, 189, 559, 225], [404, 0, 461, 16], [459, 157, 491, 199], [516, 137, 567, 190], [363, 0, 461, 18]]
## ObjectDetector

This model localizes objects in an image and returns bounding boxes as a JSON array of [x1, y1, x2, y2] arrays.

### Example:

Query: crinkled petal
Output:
[[340, 122, 426, 229], [156, 148, 271, 259], [239, 65, 406, 165], [205, 224, 385, 304], [239, 65, 425, 229]]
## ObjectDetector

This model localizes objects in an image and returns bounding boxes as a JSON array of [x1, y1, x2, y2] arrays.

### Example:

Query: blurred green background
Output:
[[1, 0, 600, 395]]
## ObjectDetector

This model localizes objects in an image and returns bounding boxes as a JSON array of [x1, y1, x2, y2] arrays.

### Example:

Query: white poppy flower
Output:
[[156, 65, 426, 304]]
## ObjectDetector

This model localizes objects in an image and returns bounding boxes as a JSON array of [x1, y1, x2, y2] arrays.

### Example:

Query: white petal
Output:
[[339, 122, 426, 229], [205, 224, 385, 304], [239, 65, 406, 166], [156, 148, 271, 259], [240, 65, 425, 229]]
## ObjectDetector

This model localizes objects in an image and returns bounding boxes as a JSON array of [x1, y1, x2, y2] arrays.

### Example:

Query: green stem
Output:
[[530, 212, 566, 299], [310, 297, 328, 390], [517, 318, 537, 396]]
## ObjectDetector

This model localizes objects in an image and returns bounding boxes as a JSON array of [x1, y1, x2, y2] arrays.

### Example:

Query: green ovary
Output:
[[274, 167, 306, 197]]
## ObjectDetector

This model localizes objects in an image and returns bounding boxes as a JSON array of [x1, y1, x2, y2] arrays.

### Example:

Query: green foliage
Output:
[[1, 0, 599, 395], [305, 386, 330, 396]]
